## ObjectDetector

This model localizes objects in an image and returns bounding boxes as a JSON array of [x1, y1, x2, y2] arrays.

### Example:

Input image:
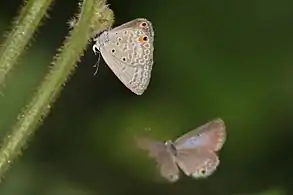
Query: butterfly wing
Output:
[[112, 18, 154, 37], [175, 148, 220, 178], [99, 18, 154, 95], [174, 118, 226, 151], [98, 47, 149, 95], [156, 148, 180, 182], [135, 136, 179, 182]]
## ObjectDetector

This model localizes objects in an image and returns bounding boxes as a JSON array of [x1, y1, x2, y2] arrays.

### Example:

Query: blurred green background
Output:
[[1, 0, 293, 194]]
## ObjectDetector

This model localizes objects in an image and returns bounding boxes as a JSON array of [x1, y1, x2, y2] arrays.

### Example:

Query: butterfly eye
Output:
[[92, 44, 99, 53]]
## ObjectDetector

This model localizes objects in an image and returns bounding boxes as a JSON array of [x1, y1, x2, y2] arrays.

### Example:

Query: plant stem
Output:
[[0, 0, 113, 180], [0, 0, 55, 87]]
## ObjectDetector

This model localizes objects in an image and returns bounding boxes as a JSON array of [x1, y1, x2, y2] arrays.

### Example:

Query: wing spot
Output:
[[143, 54, 150, 60], [121, 65, 127, 72], [143, 43, 151, 49], [139, 59, 146, 64], [123, 43, 129, 52], [138, 35, 148, 43], [168, 174, 178, 182], [200, 169, 206, 175], [140, 22, 147, 27]]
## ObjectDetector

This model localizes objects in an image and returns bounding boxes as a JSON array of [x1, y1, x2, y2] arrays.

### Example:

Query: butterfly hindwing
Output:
[[175, 148, 219, 178]]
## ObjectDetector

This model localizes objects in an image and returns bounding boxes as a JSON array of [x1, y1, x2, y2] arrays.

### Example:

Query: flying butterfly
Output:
[[135, 118, 226, 182]]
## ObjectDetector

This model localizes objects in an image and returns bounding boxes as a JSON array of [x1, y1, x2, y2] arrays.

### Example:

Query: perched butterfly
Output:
[[92, 18, 154, 95], [135, 118, 226, 182]]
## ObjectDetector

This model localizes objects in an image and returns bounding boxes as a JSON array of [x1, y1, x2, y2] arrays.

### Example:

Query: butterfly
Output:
[[135, 118, 226, 182], [92, 18, 154, 95]]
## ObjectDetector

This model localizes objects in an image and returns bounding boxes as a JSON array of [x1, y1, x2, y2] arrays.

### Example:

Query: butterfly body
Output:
[[92, 18, 154, 95], [136, 118, 226, 182], [164, 140, 178, 156], [93, 31, 109, 53]]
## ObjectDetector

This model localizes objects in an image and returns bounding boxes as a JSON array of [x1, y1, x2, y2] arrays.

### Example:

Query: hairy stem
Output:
[[0, 0, 113, 180], [0, 0, 55, 87]]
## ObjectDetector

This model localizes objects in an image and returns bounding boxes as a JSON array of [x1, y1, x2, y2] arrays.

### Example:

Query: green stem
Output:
[[0, 0, 55, 87], [0, 0, 113, 179]]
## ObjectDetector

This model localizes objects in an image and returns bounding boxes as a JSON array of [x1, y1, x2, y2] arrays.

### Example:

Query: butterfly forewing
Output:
[[174, 118, 226, 151], [135, 136, 166, 158]]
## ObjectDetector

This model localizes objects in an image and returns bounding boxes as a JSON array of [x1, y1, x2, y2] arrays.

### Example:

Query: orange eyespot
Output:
[[138, 35, 148, 43]]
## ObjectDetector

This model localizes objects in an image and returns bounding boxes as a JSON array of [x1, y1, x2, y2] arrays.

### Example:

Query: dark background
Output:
[[0, 0, 293, 195]]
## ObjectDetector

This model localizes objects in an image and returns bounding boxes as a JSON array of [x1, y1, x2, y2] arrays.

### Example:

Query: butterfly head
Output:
[[163, 140, 172, 145], [164, 140, 177, 156], [92, 30, 110, 54]]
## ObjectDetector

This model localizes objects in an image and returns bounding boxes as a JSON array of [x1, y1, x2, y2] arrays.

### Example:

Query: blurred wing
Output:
[[135, 136, 166, 158], [174, 118, 226, 151], [156, 148, 180, 182], [135, 136, 180, 182], [175, 148, 219, 179]]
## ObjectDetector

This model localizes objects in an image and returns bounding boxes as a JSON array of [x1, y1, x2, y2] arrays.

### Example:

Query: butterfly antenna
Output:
[[93, 52, 101, 76]]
